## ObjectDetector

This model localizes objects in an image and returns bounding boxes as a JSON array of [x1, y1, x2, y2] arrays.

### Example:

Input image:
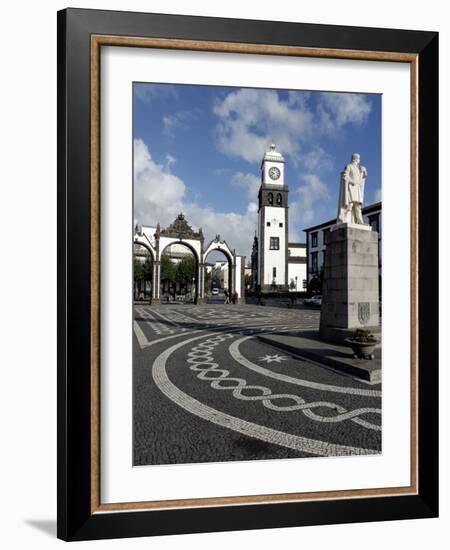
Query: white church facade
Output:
[[251, 144, 307, 293]]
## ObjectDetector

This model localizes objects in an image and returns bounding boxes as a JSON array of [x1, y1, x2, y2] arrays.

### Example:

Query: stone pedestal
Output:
[[319, 223, 380, 343]]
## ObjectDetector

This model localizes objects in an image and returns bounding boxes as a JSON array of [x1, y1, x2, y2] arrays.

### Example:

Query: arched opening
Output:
[[133, 242, 154, 302], [204, 249, 233, 303], [160, 242, 199, 304]]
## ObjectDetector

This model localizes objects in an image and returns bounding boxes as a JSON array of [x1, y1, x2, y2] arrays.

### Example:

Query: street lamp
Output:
[[295, 275, 298, 292]]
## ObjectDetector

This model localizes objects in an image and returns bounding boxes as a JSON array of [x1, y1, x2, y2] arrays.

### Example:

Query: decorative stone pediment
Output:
[[160, 213, 202, 240]]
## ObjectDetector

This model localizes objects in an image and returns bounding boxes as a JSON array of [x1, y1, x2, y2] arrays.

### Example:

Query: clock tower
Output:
[[257, 143, 289, 291]]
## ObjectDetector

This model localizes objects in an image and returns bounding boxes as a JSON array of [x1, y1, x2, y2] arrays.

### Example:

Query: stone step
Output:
[[258, 332, 381, 384]]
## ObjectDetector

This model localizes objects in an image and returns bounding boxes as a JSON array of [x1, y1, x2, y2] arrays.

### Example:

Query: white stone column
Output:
[[152, 262, 157, 300], [234, 255, 246, 304], [197, 262, 205, 303], [153, 261, 161, 302]]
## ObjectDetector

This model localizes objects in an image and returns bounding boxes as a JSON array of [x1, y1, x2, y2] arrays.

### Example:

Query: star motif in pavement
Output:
[[258, 354, 289, 364]]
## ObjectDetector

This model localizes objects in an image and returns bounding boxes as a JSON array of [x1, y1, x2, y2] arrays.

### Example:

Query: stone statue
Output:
[[337, 153, 368, 225]]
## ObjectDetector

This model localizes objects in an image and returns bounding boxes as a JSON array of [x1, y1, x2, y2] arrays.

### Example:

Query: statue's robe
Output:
[[337, 162, 366, 223]]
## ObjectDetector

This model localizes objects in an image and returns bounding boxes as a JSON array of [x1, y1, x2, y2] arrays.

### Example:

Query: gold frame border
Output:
[[90, 35, 419, 514]]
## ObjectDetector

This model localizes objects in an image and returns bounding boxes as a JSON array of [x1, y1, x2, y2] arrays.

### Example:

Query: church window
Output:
[[311, 232, 318, 247], [279, 222, 283, 228], [276, 193, 282, 205], [266, 222, 271, 227], [268, 192, 274, 205], [270, 237, 280, 250], [272, 267, 277, 279]]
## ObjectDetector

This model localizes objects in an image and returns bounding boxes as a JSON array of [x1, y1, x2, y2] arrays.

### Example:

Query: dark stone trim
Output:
[[259, 204, 265, 286], [160, 213, 203, 240]]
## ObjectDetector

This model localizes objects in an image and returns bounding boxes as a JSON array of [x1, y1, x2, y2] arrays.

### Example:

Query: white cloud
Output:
[[134, 84, 179, 105], [134, 139, 185, 226], [134, 139, 257, 259], [230, 172, 261, 200], [162, 111, 195, 140], [213, 88, 313, 163], [184, 204, 257, 260], [164, 154, 176, 170], [212, 88, 373, 167], [287, 200, 303, 242], [287, 90, 311, 108], [374, 187, 382, 202], [302, 146, 334, 173], [162, 114, 178, 139], [294, 174, 330, 225], [317, 92, 372, 133]]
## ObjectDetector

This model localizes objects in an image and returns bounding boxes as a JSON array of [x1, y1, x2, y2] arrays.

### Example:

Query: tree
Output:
[[176, 255, 196, 284], [160, 253, 176, 282], [204, 269, 212, 291], [133, 256, 153, 299], [133, 257, 144, 281], [142, 257, 153, 280]]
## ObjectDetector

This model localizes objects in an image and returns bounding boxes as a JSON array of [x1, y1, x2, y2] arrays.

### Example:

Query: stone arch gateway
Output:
[[133, 213, 246, 304], [203, 236, 236, 297]]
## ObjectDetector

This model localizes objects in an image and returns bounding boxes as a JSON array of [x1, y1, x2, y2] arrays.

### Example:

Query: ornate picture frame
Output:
[[57, 8, 438, 541]]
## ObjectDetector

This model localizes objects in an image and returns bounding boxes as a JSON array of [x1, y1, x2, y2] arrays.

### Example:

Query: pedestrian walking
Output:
[[224, 289, 230, 304]]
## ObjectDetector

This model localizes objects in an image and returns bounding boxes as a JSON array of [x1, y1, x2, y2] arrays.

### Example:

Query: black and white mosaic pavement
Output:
[[133, 304, 381, 465]]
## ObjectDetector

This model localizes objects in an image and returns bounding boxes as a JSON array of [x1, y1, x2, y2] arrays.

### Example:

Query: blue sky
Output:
[[133, 83, 381, 260]]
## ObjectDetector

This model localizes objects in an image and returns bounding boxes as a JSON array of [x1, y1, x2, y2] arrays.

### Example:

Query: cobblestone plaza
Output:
[[133, 304, 381, 465]]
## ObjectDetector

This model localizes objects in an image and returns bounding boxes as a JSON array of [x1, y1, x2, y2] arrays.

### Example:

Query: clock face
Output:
[[268, 166, 280, 180]]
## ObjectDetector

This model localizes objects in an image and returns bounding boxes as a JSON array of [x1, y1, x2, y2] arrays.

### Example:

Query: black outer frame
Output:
[[57, 8, 438, 542]]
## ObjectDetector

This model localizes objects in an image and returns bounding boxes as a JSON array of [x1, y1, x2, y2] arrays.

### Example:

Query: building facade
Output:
[[287, 243, 308, 291], [304, 202, 382, 293], [208, 260, 229, 290]]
